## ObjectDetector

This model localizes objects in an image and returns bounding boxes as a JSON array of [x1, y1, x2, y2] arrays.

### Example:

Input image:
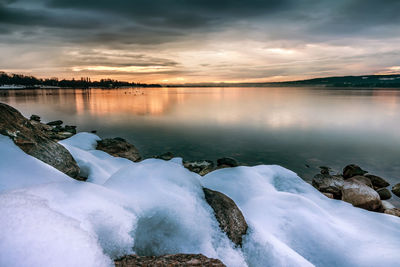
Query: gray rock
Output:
[[319, 166, 331, 175], [155, 151, 174, 161], [343, 164, 367, 179], [64, 125, 77, 134], [96, 137, 141, 162], [115, 254, 226, 267], [203, 188, 248, 247], [365, 174, 390, 189], [46, 120, 63, 126], [392, 183, 400, 198], [217, 157, 238, 168], [346, 176, 373, 188], [341, 180, 382, 211], [377, 188, 391, 200], [183, 160, 214, 176], [30, 114, 40, 122], [312, 174, 344, 199], [0, 103, 80, 179]]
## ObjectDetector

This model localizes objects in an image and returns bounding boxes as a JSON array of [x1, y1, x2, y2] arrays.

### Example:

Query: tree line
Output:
[[0, 72, 161, 88]]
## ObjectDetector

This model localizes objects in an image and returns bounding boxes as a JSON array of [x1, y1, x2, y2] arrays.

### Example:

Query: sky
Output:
[[1, 0, 400, 84]]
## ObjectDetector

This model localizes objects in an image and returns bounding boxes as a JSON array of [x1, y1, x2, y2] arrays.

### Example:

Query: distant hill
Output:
[[167, 74, 400, 88]]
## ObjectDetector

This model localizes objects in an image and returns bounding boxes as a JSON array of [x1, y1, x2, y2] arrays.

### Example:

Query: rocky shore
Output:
[[1, 101, 400, 267]]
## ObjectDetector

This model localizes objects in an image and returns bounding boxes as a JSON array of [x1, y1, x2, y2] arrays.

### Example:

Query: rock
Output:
[[384, 208, 400, 217], [365, 174, 390, 189], [341, 180, 382, 211], [217, 157, 238, 168], [343, 164, 367, 179], [30, 114, 40, 122], [377, 188, 392, 200], [183, 160, 215, 176], [115, 254, 226, 267], [381, 200, 395, 210], [96, 137, 141, 162], [346, 176, 373, 188], [155, 151, 174, 161], [64, 125, 77, 134], [46, 120, 63, 126], [312, 174, 344, 199], [319, 166, 331, 175], [0, 103, 80, 179], [322, 192, 334, 199], [51, 125, 63, 133], [391, 183, 400, 198], [203, 188, 247, 247]]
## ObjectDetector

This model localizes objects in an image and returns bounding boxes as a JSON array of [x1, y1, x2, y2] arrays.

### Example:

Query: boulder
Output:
[[64, 125, 77, 134], [319, 166, 331, 175], [341, 180, 382, 211], [203, 188, 248, 247], [30, 114, 40, 122], [46, 120, 63, 126], [365, 174, 390, 189], [115, 254, 226, 267], [343, 164, 367, 179], [96, 137, 141, 162], [217, 157, 238, 168], [346, 176, 373, 188], [183, 160, 214, 176], [312, 174, 344, 199], [155, 151, 174, 161], [376, 188, 391, 200], [322, 192, 334, 199], [384, 208, 400, 217], [0, 102, 80, 179], [391, 183, 400, 198]]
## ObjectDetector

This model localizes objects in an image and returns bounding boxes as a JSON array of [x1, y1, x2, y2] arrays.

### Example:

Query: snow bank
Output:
[[1, 132, 400, 267]]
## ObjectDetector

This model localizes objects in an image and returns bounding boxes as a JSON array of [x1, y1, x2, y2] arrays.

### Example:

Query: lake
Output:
[[1, 87, 400, 189]]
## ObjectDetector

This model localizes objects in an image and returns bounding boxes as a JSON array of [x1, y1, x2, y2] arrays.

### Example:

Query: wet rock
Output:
[[322, 192, 334, 199], [46, 120, 63, 126], [96, 137, 141, 162], [217, 157, 238, 168], [312, 174, 344, 199], [365, 174, 390, 189], [392, 183, 400, 198], [30, 114, 40, 122], [64, 125, 77, 134], [343, 164, 367, 179], [377, 188, 392, 200], [319, 166, 331, 175], [384, 208, 400, 217], [203, 188, 248, 247], [115, 254, 226, 267], [381, 200, 395, 210], [183, 160, 214, 176], [346, 176, 373, 188], [155, 151, 174, 161], [341, 180, 382, 211], [0, 103, 80, 179]]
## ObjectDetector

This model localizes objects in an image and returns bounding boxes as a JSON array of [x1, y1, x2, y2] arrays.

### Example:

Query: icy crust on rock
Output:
[[1, 133, 400, 267], [203, 166, 400, 267]]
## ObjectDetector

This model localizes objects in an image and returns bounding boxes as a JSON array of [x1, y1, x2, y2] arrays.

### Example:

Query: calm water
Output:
[[1, 87, 400, 187]]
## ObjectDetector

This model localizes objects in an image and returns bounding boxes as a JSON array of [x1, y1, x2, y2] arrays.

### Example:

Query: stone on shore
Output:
[[0, 102, 80, 179], [155, 151, 174, 161], [391, 183, 400, 198], [384, 208, 400, 217], [183, 160, 214, 176], [312, 174, 344, 199], [377, 188, 392, 200], [46, 120, 63, 126], [343, 164, 367, 179], [217, 157, 238, 168], [346, 176, 373, 188], [365, 174, 390, 189], [203, 188, 248, 247], [114, 254, 226, 267], [341, 180, 382, 211], [30, 114, 40, 122], [96, 137, 141, 162]]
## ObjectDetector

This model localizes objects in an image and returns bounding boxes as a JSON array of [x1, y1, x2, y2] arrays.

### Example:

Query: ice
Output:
[[1, 132, 400, 267]]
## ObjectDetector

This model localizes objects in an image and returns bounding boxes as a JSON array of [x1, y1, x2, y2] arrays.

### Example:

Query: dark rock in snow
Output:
[[155, 151, 174, 161], [217, 157, 238, 168], [96, 137, 141, 162], [183, 160, 214, 176], [384, 208, 400, 217], [0, 102, 80, 179], [312, 174, 344, 199], [46, 120, 63, 126], [365, 174, 390, 189], [392, 183, 400, 198], [203, 188, 248, 247], [341, 180, 382, 211], [115, 254, 226, 267], [64, 125, 77, 134], [30, 114, 40, 122], [377, 188, 392, 200], [343, 164, 367, 179]]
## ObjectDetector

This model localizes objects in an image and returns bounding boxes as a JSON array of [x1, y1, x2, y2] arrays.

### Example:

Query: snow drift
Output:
[[0, 133, 400, 267]]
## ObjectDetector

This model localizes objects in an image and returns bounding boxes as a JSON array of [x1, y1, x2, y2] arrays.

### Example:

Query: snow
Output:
[[1, 132, 400, 267]]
